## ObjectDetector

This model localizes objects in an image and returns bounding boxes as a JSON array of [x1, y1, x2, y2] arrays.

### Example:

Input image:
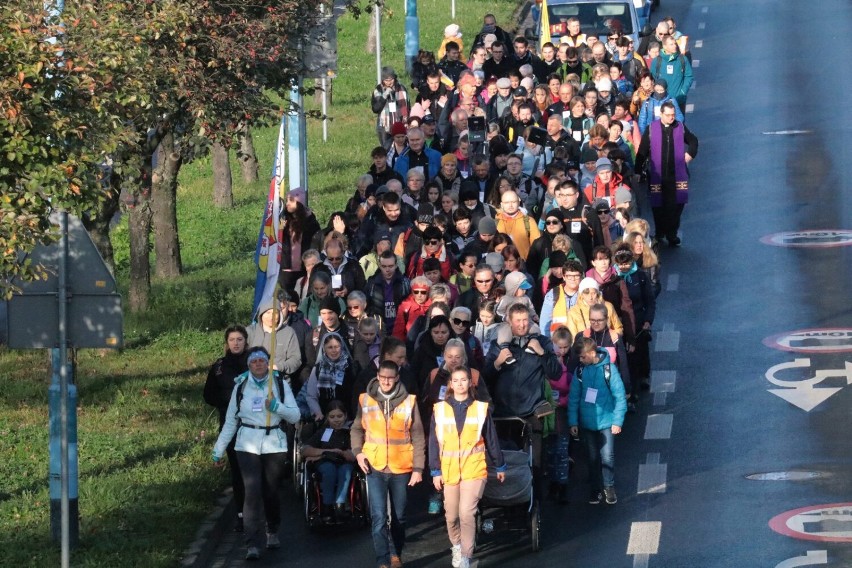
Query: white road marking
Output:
[[698, 22, 706, 29], [654, 391, 667, 405], [655, 323, 680, 352], [692, 59, 700, 68], [666, 274, 679, 291], [762, 129, 813, 136], [685, 103, 695, 113], [651, 370, 677, 394], [775, 550, 828, 568], [701, 6, 709, 13], [638, 453, 667, 494], [633, 554, 650, 568], [695, 40, 703, 48], [627, 521, 662, 554], [645, 414, 673, 440]]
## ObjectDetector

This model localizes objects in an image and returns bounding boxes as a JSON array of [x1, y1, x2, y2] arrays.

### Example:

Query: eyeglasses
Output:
[[589, 318, 606, 323], [347, 304, 361, 310], [327, 256, 343, 262], [545, 219, 562, 226], [451, 318, 470, 326], [412, 290, 429, 295], [475, 279, 493, 284], [377, 374, 397, 381], [425, 239, 441, 245], [597, 209, 611, 216]]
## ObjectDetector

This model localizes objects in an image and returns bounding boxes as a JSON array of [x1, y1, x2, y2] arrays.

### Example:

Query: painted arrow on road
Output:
[[765, 359, 852, 412]]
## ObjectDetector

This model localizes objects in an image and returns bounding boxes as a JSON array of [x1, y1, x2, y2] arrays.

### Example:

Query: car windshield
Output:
[[546, 2, 634, 37]]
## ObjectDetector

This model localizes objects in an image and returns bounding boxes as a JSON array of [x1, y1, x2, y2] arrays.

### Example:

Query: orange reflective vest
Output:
[[360, 393, 416, 474], [433, 400, 488, 484]]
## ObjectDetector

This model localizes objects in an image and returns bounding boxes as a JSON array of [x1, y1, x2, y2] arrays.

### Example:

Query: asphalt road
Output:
[[200, 1, 852, 566]]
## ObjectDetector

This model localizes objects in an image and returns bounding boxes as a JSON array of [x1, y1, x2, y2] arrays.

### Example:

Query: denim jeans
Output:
[[366, 470, 411, 566], [581, 427, 615, 490], [316, 460, 354, 505]]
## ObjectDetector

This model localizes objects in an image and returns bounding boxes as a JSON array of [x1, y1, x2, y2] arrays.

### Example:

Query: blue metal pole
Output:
[[404, 0, 419, 75], [287, 79, 303, 194], [49, 349, 78, 548]]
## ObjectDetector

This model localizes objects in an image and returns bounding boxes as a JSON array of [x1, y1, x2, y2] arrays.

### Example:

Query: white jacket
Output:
[[213, 372, 300, 457]]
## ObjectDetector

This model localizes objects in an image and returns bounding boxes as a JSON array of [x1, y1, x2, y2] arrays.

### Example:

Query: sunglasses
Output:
[[425, 239, 441, 245], [327, 256, 343, 262], [451, 318, 470, 326], [545, 219, 562, 226], [597, 209, 611, 215], [412, 290, 429, 295]]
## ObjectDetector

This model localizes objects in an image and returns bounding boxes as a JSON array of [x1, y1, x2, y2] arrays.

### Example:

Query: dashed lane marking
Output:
[[638, 453, 667, 494], [644, 414, 673, 440], [695, 40, 703, 48], [692, 59, 700, 68], [685, 103, 695, 113], [627, 521, 662, 554], [666, 274, 679, 291], [655, 323, 680, 352], [698, 22, 706, 29], [701, 6, 709, 13]]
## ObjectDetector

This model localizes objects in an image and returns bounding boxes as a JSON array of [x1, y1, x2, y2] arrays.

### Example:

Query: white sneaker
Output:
[[451, 544, 462, 568]]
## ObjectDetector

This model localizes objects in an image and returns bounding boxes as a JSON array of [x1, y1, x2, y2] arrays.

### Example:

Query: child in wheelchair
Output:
[[301, 400, 356, 523]]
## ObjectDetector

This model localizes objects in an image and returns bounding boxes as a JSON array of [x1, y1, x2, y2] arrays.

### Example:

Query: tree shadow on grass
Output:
[[0, 470, 224, 568]]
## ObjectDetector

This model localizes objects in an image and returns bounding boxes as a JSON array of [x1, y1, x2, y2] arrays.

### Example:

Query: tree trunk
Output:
[[127, 131, 160, 313], [212, 141, 233, 208], [128, 190, 152, 313], [80, 170, 121, 273], [238, 124, 259, 183], [366, 9, 377, 54], [151, 131, 184, 278]]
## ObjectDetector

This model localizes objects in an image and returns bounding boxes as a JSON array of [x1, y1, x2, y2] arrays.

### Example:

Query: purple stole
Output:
[[648, 121, 689, 206]]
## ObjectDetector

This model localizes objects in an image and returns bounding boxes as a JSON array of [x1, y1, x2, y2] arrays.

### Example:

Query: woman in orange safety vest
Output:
[[429, 367, 506, 568]]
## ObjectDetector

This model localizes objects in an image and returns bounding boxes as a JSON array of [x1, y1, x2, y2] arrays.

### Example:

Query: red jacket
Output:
[[392, 296, 432, 340]]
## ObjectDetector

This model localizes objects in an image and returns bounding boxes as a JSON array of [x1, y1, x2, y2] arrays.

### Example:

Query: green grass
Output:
[[0, 1, 521, 565]]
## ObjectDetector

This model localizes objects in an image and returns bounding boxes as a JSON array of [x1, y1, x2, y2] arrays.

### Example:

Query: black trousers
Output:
[[236, 451, 286, 549], [652, 203, 685, 240]]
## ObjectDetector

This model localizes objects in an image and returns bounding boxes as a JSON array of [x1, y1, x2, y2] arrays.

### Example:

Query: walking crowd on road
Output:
[[205, 7, 698, 566]]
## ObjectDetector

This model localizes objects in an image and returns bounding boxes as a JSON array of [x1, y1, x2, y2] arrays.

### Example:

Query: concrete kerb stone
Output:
[[181, 487, 236, 568]]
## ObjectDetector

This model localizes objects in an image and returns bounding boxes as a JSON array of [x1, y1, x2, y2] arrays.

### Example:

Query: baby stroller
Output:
[[476, 417, 541, 552]]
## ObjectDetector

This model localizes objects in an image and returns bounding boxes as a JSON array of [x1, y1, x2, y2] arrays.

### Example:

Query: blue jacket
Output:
[[568, 348, 627, 431], [638, 95, 684, 135], [394, 147, 442, 180], [484, 334, 562, 418]]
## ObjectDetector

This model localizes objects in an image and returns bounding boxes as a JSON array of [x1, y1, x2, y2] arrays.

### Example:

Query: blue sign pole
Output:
[[404, 0, 419, 75], [49, 348, 78, 550]]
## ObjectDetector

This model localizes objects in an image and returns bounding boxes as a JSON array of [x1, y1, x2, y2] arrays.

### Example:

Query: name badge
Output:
[[585, 388, 598, 404], [252, 396, 265, 412], [571, 221, 582, 233], [438, 385, 448, 401], [666, 64, 674, 75], [552, 391, 560, 404], [321, 428, 334, 443], [654, 106, 661, 117], [436, 356, 445, 368], [331, 274, 343, 289], [388, 101, 397, 113], [573, 131, 582, 142]]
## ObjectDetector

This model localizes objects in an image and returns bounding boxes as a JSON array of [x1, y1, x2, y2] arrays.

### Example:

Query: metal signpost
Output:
[[5, 213, 123, 568]]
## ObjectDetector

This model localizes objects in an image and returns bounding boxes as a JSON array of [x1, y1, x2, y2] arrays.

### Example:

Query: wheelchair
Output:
[[301, 456, 370, 530]]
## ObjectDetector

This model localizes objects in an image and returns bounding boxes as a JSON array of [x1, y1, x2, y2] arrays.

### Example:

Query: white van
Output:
[[538, 0, 652, 47]]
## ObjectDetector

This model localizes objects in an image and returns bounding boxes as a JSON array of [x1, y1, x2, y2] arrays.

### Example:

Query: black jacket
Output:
[[203, 352, 248, 427], [365, 271, 411, 331]]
